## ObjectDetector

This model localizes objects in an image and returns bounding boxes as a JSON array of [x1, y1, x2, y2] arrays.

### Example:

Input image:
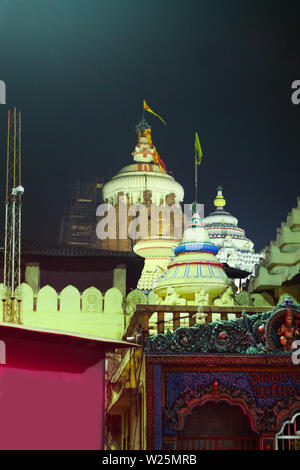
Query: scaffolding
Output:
[[59, 177, 104, 246], [2, 108, 24, 323]]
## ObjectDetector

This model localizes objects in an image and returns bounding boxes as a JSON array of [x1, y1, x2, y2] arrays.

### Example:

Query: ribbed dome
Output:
[[102, 130, 184, 206], [204, 210, 238, 227], [204, 187, 254, 251], [203, 186, 262, 276]]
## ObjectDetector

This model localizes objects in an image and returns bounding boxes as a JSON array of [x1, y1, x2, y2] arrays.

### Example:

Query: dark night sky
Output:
[[0, 0, 299, 251]]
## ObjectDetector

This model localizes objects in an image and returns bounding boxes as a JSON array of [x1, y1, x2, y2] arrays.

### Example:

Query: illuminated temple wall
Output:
[[0, 283, 126, 339], [248, 197, 300, 304]]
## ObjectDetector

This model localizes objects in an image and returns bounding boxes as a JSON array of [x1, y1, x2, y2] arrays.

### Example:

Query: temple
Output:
[[103, 130, 300, 451], [204, 186, 263, 284], [95, 119, 185, 291], [1, 115, 300, 451]]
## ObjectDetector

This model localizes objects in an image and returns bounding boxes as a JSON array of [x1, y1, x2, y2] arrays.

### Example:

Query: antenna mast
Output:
[[2, 108, 23, 323]]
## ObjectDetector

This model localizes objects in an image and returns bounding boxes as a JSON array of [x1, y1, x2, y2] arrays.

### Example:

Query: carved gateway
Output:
[[164, 375, 300, 434], [146, 358, 300, 450], [145, 299, 300, 450]]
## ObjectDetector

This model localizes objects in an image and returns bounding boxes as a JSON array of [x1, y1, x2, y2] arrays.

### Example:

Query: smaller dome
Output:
[[204, 186, 261, 276], [182, 213, 211, 244], [175, 213, 218, 256], [154, 211, 231, 303]]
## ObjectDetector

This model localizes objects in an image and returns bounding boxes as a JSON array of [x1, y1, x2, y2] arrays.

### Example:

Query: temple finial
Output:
[[135, 118, 151, 136], [214, 185, 226, 209]]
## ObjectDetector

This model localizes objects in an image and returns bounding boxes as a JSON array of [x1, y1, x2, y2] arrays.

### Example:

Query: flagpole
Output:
[[195, 146, 198, 204]]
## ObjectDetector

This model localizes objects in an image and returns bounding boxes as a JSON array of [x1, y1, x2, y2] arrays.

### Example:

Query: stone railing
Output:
[[123, 304, 271, 340]]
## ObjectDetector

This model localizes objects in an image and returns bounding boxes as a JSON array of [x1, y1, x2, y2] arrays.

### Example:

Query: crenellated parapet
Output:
[[0, 283, 126, 339]]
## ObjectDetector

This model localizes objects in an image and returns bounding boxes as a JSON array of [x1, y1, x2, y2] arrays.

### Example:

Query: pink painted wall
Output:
[[0, 328, 106, 450]]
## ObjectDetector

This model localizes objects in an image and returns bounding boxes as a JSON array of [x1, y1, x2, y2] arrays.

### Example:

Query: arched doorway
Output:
[[275, 412, 300, 450], [177, 400, 259, 450]]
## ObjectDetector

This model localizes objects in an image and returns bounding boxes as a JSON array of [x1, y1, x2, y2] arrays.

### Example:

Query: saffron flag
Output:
[[195, 132, 203, 165], [144, 127, 167, 173], [143, 100, 167, 126]]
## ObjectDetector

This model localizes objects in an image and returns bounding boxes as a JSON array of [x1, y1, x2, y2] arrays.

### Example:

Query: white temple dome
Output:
[[204, 186, 263, 277], [102, 121, 184, 206]]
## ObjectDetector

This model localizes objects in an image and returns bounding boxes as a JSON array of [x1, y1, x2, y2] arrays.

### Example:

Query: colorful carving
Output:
[[265, 298, 300, 352], [145, 356, 300, 449], [146, 298, 300, 354], [277, 307, 300, 351], [164, 380, 300, 433], [146, 311, 268, 353]]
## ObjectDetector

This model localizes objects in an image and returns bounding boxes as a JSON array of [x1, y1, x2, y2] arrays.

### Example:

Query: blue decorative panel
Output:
[[154, 364, 162, 450], [164, 371, 300, 410]]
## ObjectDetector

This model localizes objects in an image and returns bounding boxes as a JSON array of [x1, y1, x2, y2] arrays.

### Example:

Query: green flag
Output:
[[195, 132, 203, 165]]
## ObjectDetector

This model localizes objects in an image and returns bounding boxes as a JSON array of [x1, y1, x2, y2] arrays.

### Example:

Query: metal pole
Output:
[[3, 108, 23, 323], [11, 196, 16, 322], [195, 147, 198, 205], [17, 201, 22, 322], [18, 111, 22, 317], [13, 107, 16, 188], [3, 203, 8, 312], [11, 108, 17, 322], [3, 110, 10, 321]]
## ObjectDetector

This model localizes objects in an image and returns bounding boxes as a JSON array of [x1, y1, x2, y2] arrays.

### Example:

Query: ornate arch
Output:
[[177, 395, 258, 433], [275, 409, 300, 450], [164, 379, 300, 434], [275, 404, 300, 435], [165, 380, 259, 433], [174, 380, 258, 432]]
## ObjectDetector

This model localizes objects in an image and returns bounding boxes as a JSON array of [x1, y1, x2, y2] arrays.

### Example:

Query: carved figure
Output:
[[195, 288, 209, 306], [197, 306, 207, 324], [162, 287, 186, 306], [277, 308, 300, 351], [213, 287, 234, 306]]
